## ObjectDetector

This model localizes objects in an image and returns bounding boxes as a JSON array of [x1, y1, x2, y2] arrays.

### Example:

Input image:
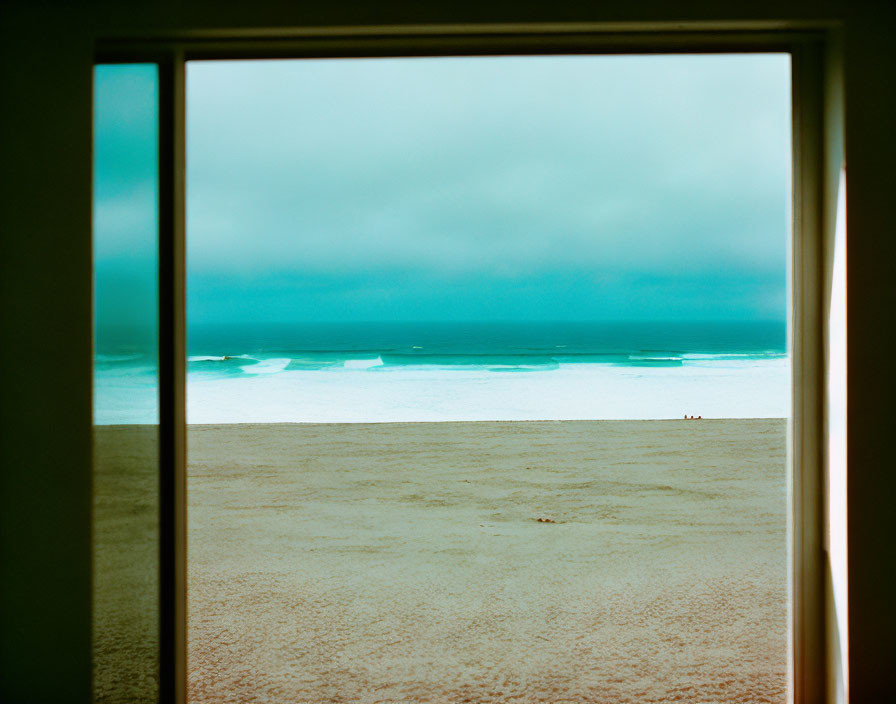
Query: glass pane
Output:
[[186, 55, 791, 703], [93, 63, 160, 704]]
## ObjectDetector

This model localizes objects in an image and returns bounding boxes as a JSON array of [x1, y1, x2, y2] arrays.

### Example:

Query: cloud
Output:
[[99, 56, 793, 323]]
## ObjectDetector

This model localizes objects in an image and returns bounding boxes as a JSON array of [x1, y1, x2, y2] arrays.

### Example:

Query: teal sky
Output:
[[94, 63, 158, 337], [94, 55, 791, 326]]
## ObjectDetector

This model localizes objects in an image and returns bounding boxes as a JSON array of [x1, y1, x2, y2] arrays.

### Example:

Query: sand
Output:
[[94, 420, 788, 704], [93, 425, 160, 703]]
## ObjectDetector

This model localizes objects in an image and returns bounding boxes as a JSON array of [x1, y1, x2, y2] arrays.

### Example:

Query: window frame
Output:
[[94, 25, 839, 704]]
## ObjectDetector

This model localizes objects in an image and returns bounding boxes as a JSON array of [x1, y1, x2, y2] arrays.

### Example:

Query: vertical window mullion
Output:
[[789, 39, 828, 704], [158, 50, 188, 704]]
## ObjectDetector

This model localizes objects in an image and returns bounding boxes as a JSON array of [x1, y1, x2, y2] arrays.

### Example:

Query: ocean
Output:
[[94, 320, 788, 424]]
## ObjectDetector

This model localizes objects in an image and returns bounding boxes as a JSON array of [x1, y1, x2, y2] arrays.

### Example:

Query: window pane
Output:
[[93, 63, 160, 704], [186, 55, 791, 703]]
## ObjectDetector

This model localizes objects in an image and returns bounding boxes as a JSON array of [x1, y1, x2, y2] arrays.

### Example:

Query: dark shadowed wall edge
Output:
[[842, 9, 896, 704], [0, 6, 94, 704]]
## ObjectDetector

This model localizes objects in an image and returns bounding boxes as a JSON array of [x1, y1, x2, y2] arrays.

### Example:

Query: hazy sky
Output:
[[95, 55, 792, 326], [94, 64, 158, 339]]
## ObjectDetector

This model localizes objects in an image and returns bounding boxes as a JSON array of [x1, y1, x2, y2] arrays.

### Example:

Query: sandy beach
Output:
[[94, 419, 788, 703], [93, 425, 160, 703]]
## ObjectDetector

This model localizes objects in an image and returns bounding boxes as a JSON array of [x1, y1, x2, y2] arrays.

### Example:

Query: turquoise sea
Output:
[[185, 320, 785, 372], [95, 320, 788, 424]]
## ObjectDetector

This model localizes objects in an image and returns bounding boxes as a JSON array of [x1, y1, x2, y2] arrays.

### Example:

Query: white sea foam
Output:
[[241, 358, 291, 375], [95, 357, 790, 424], [343, 357, 384, 370], [185, 357, 789, 424]]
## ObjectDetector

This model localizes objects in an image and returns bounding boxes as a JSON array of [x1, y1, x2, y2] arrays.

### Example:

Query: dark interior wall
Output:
[[0, 5, 95, 703], [841, 10, 896, 703], [0, 1, 893, 703]]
